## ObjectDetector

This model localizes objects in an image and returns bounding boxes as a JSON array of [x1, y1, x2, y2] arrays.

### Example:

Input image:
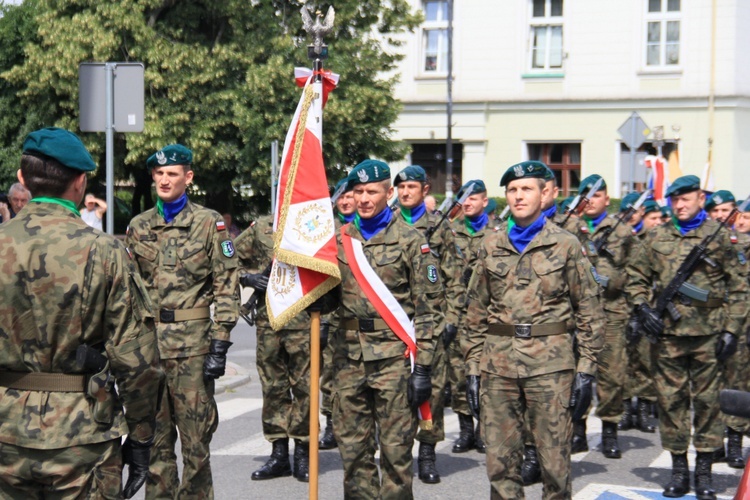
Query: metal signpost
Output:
[[617, 111, 650, 193]]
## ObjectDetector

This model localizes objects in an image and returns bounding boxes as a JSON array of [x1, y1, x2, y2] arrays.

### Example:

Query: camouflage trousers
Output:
[[720, 337, 750, 433], [624, 335, 656, 401], [256, 326, 311, 442], [320, 340, 335, 416], [446, 331, 469, 416], [0, 439, 122, 499], [146, 355, 218, 500], [481, 370, 574, 500], [652, 335, 723, 453], [594, 318, 627, 423], [332, 352, 417, 500], [417, 334, 447, 444]]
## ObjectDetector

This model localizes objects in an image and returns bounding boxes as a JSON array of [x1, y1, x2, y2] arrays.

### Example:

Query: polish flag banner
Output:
[[266, 75, 341, 330], [644, 155, 670, 205]]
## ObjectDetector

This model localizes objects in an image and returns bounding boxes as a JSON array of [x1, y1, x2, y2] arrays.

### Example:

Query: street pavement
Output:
[[132, 319, 746, 499]]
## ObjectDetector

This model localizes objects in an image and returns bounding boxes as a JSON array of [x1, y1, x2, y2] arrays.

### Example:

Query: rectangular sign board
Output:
[[79, 62, 144, 132]]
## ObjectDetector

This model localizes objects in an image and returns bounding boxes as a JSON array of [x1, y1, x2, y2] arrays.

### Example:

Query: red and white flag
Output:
[[266, 75, 341, 330], [644, 155, 670, 205]]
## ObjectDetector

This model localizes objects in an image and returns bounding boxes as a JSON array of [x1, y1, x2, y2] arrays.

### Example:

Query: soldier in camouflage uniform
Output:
[[126, 144, 239, 499], [234, 215, 313, 482], [464, 162, 604, 499], [332, 159, 441, 499], [394, 165, 462, 484], [626, 175, 749, 498], [450, 179, 497, 454], [0, 128, 163, 499]]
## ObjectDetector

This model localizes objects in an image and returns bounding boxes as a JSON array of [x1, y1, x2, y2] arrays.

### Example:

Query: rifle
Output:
[[648, 198, 750, 341], [559, 177, 604, 228], [498, 205, 510, 222], [425, 182, 477, 244], [239, 262, 273, 326], [435, 197, 452, 216], [330, 180, 348, 206], [389, 196, 400, 212], [591, 189, 651, 257]]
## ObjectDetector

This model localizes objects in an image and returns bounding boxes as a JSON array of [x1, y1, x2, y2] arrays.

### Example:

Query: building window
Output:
[[528, 143, 580, 196], [645, 0, 680, 67], [421, 0, 448, 73], [410, 143, 463, 196], [529, 0, 564, 71]]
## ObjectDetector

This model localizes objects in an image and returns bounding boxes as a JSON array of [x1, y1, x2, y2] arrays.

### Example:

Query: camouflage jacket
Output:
[[396, 210, 463, 328], [336, 216, 442, 366], [0, 202, 162, 448], [573, 214, 637, 319], [552, 212, 580, 234], [626, 218, 749, 336], [452, 216, 500, 305], [126, 200, 239, 358], [463, 219, 605, 378], [234, 216, 309, 330]]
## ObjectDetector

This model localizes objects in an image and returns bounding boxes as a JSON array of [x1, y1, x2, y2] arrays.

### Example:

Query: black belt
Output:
[[342, 318, 389, 332], [487, 322, 567, 338]]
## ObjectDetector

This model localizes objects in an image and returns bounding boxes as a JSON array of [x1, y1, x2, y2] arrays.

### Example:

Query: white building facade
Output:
[[390, 0, 750, 199]]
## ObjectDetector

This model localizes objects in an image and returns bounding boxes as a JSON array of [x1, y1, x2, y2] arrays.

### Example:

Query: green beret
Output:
[[739, 200, 749, 213], [458, 179, 487, 197], [559, 196, 575, 214], [665, 175, 701, 198], [23, 127, 96, 172], [348, 159, 390, 188], [334, 177, 352, 195], [705, 189, 735, 211], [620, 192, 641, 212], [579, 174, 607, 193], [484, 198, 497, 215], [643, 200, 661, 214], [147, 144, 193, 170], [660, 205, 673, 218], [500, 160, 552, 187], [394, 165, 426, 185]]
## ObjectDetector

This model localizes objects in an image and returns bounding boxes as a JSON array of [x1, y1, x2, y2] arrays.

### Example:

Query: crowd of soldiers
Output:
[[0, 126, 748, 500]]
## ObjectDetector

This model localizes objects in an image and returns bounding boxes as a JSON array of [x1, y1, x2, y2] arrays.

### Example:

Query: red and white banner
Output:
[[266, 75, 341, 330], [644, 155, 670, 205]]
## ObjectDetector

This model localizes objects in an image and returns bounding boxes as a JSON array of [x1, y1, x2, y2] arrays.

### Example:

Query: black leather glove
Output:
[[569, 372, 595, 421], [466, 374, 480, 420], [716, 331, 738, 362], [203, 339, 233, 382], [407, 364, 432, 410], [122, 436, 153, 498], [636, 303, 664, 343], [442, 324, 458, 349], [306, 287, 340, 315], [240, 272, 268, 291], [626, 314, 642, 345], [319, 320, 330, 350]]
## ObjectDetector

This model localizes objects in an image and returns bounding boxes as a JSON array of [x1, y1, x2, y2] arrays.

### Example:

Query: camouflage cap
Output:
[[665, 175, 701, 198], [457, 179, 487, 197], [578, 174, 607, 193], [705, 189, 735, 211], [23, 127, 96, 172], [147, 144, 193, 170], [334, 177, 353, 194], [394, 165, 427, 185], [500, 160, 552, 187], [348, 159, 390, 188], [643, 200, 661, 214], [620, 191, 641, 212]]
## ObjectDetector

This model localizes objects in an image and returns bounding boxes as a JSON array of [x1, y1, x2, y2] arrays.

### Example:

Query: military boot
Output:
[[443, 385, 452, 409], [617, 399, 634, 431], [601, 421, 622, 459], [663, 452, 690, 497], [571, 419, 588, 454], [694, 452, 716, 500], [635, 398, 656, 433], [521, 445, 542, 486], [251, 439, 292, 480], [474, 420, 486, 454], [452, 413, 476, 453], [319, 414, 337, 450], [417, 442, 441, 484], [727, 428, 745, 469], [293, 440, 310, 482]]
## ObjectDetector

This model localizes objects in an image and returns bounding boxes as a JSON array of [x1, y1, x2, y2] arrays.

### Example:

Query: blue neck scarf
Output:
[[583, 211, 608, 232], [157, 193, 188, 224], [354, 207, 393, 241], [508, 214, 546, 254], [674, 209, 707, 236], [399, 203, 426, 225], [543, 204, 558, 220], [465, 212, 489, 235], [633, 220, 644, 234], [338, 212, 355, 224]]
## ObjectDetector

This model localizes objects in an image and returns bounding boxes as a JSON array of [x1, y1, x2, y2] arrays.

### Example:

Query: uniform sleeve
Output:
[[234, 223, 259, 271], [209, 215, 240, 341], [103, 241, 164, 442], [462, 243, 489, 377], [123, 223, 141, 273], [722, 232, 749, 335], [625, 234, 654, 308], [408, 233, 442, 366], [566, 243, 605, 376], [440, 224, 463, 327]]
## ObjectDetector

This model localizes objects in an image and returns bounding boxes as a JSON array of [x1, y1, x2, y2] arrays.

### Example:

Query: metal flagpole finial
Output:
[[301, 5, 335, 60]]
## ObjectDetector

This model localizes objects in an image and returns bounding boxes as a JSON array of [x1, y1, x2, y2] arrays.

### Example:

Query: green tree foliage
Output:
[[0, 0, 420, 216]]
